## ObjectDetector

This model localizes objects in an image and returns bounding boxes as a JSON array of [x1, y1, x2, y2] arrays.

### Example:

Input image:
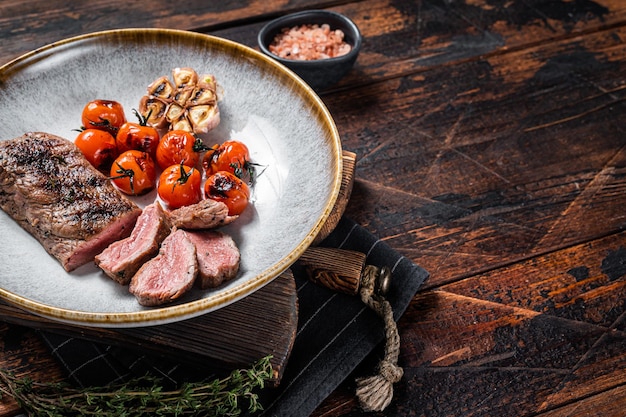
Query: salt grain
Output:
[[269, 23, 352, 60]]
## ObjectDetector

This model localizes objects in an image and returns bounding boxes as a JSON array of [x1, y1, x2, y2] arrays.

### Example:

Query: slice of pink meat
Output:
[[184, 230, 240, 289], [95, 202, 170, 285], [167, 198, 237, 230], [0, 132, 141, 271], [129, 228, 197, 306]]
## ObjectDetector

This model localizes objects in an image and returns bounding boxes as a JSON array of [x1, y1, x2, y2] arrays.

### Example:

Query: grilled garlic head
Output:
[[139, 68, 220, 134]]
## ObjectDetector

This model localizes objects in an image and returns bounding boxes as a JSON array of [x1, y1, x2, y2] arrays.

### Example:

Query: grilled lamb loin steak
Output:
[[0, 132, 141, 271], [95, 202, 170, 284], [167, 198, 237, 230], [184, 230, 240, 288], [129, 228, 198, 306]]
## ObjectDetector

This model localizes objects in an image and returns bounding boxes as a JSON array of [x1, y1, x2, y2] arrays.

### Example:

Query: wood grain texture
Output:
[[0, 323, 66, 416], [2, 0, 626, 416], [0, 271, 298, 383], [311, 231, 626, 416], [330, 23, 626, 287], [313, 151, 356, 245]]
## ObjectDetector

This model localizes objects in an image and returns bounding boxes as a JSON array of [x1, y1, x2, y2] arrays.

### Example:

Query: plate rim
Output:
[[0, 28, 343, 327]]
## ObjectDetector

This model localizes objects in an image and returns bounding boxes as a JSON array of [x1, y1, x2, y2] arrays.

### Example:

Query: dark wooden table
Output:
[[2, 0, 626, 416]]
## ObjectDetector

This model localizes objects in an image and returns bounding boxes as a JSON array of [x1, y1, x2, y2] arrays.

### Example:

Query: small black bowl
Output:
[[258, 10, 362, 91]]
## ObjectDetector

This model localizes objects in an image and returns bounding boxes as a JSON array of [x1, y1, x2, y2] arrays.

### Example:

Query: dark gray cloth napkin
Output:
[[39, 217, 428, 416]]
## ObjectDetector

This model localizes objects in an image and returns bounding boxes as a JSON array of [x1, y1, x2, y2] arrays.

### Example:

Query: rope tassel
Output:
[[355, 265, 403, 412], [298, 250, 403, 412]]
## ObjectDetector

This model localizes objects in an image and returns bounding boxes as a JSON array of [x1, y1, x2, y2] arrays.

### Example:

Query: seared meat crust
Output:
[[0, 132, 141, 271], [167, 198, 237, 229]]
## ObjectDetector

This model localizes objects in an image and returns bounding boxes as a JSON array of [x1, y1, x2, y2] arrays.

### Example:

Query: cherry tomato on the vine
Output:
[[204, 171, 250, 216], [74, 128, 118, 172], [109, 150, 157, 196], [158, 163, 202, 209], [155, 130, 205, 170], [81, 99, 127, 136], [116, 109, 160, 158], [202, 140, 255, 181]]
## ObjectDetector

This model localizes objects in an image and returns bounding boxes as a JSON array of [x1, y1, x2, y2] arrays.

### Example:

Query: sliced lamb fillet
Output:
[[95, 202, 170, 285], [129, 228, 198, 306], [183, 230, 240, 289], [167, 198, 237, 230], [0, 132, 141, 271]]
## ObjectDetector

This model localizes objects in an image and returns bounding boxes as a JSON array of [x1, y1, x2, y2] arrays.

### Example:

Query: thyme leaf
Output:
[[0, 355, 273, 417]]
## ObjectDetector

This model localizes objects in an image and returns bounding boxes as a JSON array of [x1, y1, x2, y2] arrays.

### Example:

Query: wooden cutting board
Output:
[[0, 151, 355, 384]]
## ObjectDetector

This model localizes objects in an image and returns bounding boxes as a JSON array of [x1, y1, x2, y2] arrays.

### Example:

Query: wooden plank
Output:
[[0, 271, 298, 382], [322, 0, 626, 88], [0, 276, 297, 411], [323, 24, 626, 286], [388, 231, 626, 415], [390, 290, 614, 415], [0, 323, 66, 416], [535, 384, 626, 417], [3, 0, 626, 78], [376, 291, 626, 416], [314, 229, 626, 416], [0, 0, 347, 64], [442, 231, 626, 328]]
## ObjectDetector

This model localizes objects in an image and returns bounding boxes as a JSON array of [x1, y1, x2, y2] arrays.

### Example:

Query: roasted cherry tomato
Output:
[[116, 109, 160, 158], [158, 163, 202, 209], [81, 99, 127, 136], [204, 171, 250, 216], [155, 130, 205, 170], [109, 150, 157, 196], [202, 140, 255, 181], [74, 128, 118, 172]]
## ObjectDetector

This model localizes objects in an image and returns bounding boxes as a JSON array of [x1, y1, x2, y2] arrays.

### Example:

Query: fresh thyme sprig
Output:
[[0, 355, 273, 417]]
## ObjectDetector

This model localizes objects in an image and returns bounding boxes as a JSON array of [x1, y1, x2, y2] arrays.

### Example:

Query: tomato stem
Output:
[[177, 162, 195, 185], [192, 136, 212, 153], [87, 117, 118, 134], [110, 162, 136, 195], [133, 108, 151, 126], [231, 160, 264, 184]]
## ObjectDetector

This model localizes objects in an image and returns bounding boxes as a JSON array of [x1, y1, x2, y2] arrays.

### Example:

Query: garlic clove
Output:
[[172, 67, 198, 89], [165, 102, 186, 123], [188, 104, 220, 134], [138, 96, 169, 128], [188, 84, 217, 106], [147, 76, 175, 101], [173, 85, 195, 107], [171, 116, 193, 132]]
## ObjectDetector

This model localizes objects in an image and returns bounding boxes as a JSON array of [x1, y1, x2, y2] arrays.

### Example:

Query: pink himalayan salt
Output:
[[269, 23, 352, 60]]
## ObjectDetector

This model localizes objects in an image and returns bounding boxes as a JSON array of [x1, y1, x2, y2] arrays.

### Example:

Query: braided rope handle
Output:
[[355, 265, 403, 412]]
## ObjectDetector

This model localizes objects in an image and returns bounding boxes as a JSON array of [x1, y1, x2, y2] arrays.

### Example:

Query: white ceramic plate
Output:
[[0, 29, 342, 327]]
